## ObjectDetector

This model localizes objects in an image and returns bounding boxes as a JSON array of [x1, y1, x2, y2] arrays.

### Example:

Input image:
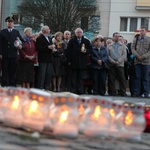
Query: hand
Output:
[[18, 45, 22, 50], [0, 55, 2, 59], [97, 60, 102, 65], [137, 56, 142, 60], [48, 44, 55, 49], [113, 61, 119, 65], [81, 49, 86, 53]]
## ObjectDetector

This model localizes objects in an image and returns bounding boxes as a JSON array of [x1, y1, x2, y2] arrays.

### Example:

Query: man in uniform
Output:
[[0, 16, 23, 87]]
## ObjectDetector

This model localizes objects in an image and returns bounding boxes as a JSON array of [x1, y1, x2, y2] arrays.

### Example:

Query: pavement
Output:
[[0, 124, 150, 150], [104, 91, 150, 105]]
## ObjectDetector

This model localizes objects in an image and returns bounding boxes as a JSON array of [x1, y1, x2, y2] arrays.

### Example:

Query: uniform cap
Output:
[[5, 16, 15, 22]]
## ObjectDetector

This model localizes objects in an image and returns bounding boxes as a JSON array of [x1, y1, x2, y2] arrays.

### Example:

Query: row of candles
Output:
[[0, 87, 147, 140]]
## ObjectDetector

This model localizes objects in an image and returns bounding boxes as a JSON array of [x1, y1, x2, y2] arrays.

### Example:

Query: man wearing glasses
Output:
[[0, 16, 23, 87]]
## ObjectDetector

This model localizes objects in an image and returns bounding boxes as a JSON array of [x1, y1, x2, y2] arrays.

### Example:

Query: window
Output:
[[120, 17, 149, 32], [141, 18, 149, 29], [12, 14, 22, 24], [120, 18, 127, 31], [130, 18, 137, 31]]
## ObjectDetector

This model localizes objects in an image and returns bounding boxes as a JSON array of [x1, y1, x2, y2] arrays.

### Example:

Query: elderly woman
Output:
[[52, 31, 66, 92], [16, 27, 37, 89]]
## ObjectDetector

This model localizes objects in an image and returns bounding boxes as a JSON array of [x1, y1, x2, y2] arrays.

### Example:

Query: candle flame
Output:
[[110, 109, 116, 122], [110, 109, 115, 117], [79, 105, 84, 116], [11, 95, 20, 110], [29, 100, 39, 112], [124, 110, 134, 125], [92, 106, 101, 120], [59, 110, 69, 123]]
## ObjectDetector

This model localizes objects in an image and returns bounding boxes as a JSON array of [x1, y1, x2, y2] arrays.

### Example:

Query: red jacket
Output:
[[18, 39, 38, 63]]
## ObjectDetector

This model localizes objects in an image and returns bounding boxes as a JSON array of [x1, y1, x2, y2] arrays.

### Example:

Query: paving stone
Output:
[[0, 144, 28, 150]]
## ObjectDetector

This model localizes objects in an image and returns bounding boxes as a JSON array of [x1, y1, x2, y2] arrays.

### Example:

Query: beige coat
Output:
[[131, 36, 150, 65], [107, 42, 127, 67]]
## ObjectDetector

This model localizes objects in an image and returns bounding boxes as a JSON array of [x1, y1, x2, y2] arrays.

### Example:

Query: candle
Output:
[[53, 124, 78, 138], [0, 88, 8, 122], [22, 88, 52, 132], [53, 109, 78, 138], [4, 95, 24, 127], [51, 93, 79, 138], [3, 87, 29, 127]]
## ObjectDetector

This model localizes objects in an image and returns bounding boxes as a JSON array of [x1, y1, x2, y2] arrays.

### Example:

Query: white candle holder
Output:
[[0, 87, 9, 122], [3, 87, 28, 127], [22, 88, 52, 132], [109, 101, 124, 138], [50, 93, 79, 138], [83, 96, 112, 137], [118, 102, 146, 140]]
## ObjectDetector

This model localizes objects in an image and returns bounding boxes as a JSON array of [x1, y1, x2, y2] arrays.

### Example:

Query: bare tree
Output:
[[18, 0, 96, 33]]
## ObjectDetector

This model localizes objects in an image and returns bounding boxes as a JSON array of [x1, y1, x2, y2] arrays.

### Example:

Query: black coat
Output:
[[35, 34, 53, 63], [0, 28, 23, 58], [66, 36, 92, 69]]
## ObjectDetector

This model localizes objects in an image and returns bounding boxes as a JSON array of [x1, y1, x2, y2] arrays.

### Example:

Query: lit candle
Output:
[[22, 88, 52, 132], [51, 93, 79, 138], [4, 88, 28, 127], [0, 88, 8, 122], [53, 109, 78, 138], [83, 96, 112, 137]]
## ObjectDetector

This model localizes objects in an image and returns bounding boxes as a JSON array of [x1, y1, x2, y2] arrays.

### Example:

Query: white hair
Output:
[[75, 28, 83, 34], [24, 27, 32, 34], [41, 25, 49, 33], [64, 30, 71, 35]]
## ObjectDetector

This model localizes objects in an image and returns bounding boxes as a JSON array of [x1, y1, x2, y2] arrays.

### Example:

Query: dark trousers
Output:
[[128, 65, 135, 95], [92, 68, 107, 95], [71, 69, 84, 94], [133, 64, 149, 96], [1, 57, 17, 86], [37, 63, 53, 90], [108, 66, 126, 95]]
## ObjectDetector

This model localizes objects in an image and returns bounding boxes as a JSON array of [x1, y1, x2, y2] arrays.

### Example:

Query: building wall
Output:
[[137, 0, 150, 7], [97, 0, 111, 37], [108, 0, 150, 42], [1, 0, 23, 34]]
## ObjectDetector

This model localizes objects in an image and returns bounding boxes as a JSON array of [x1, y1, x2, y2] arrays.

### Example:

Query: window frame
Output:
[[120, 17, 149, 33]]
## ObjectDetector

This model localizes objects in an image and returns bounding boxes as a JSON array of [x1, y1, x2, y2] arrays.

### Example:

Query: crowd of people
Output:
[[0, 16, 150, 98]]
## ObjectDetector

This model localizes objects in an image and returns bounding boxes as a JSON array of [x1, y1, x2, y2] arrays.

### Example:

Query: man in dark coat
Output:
[[66, 28, 92, 94], [35, 25, 55, 90], [0, 16, 23, 87]]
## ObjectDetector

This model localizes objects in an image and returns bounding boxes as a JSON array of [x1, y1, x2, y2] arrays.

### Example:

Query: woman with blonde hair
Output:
[[52, 31, 66, 92], [16, 27, 37, 89]]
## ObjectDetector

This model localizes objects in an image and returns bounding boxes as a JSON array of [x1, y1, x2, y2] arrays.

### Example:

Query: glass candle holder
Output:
[[119, 102, 146, 140], [22, 88, 52, 132], [83, 96, 112, 137], [109, 100, 125, 138], [50, 93, 79, 138], [0, 87, 9, 122], [3, 87, 28, 127], [77, 95, 91, 133]]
